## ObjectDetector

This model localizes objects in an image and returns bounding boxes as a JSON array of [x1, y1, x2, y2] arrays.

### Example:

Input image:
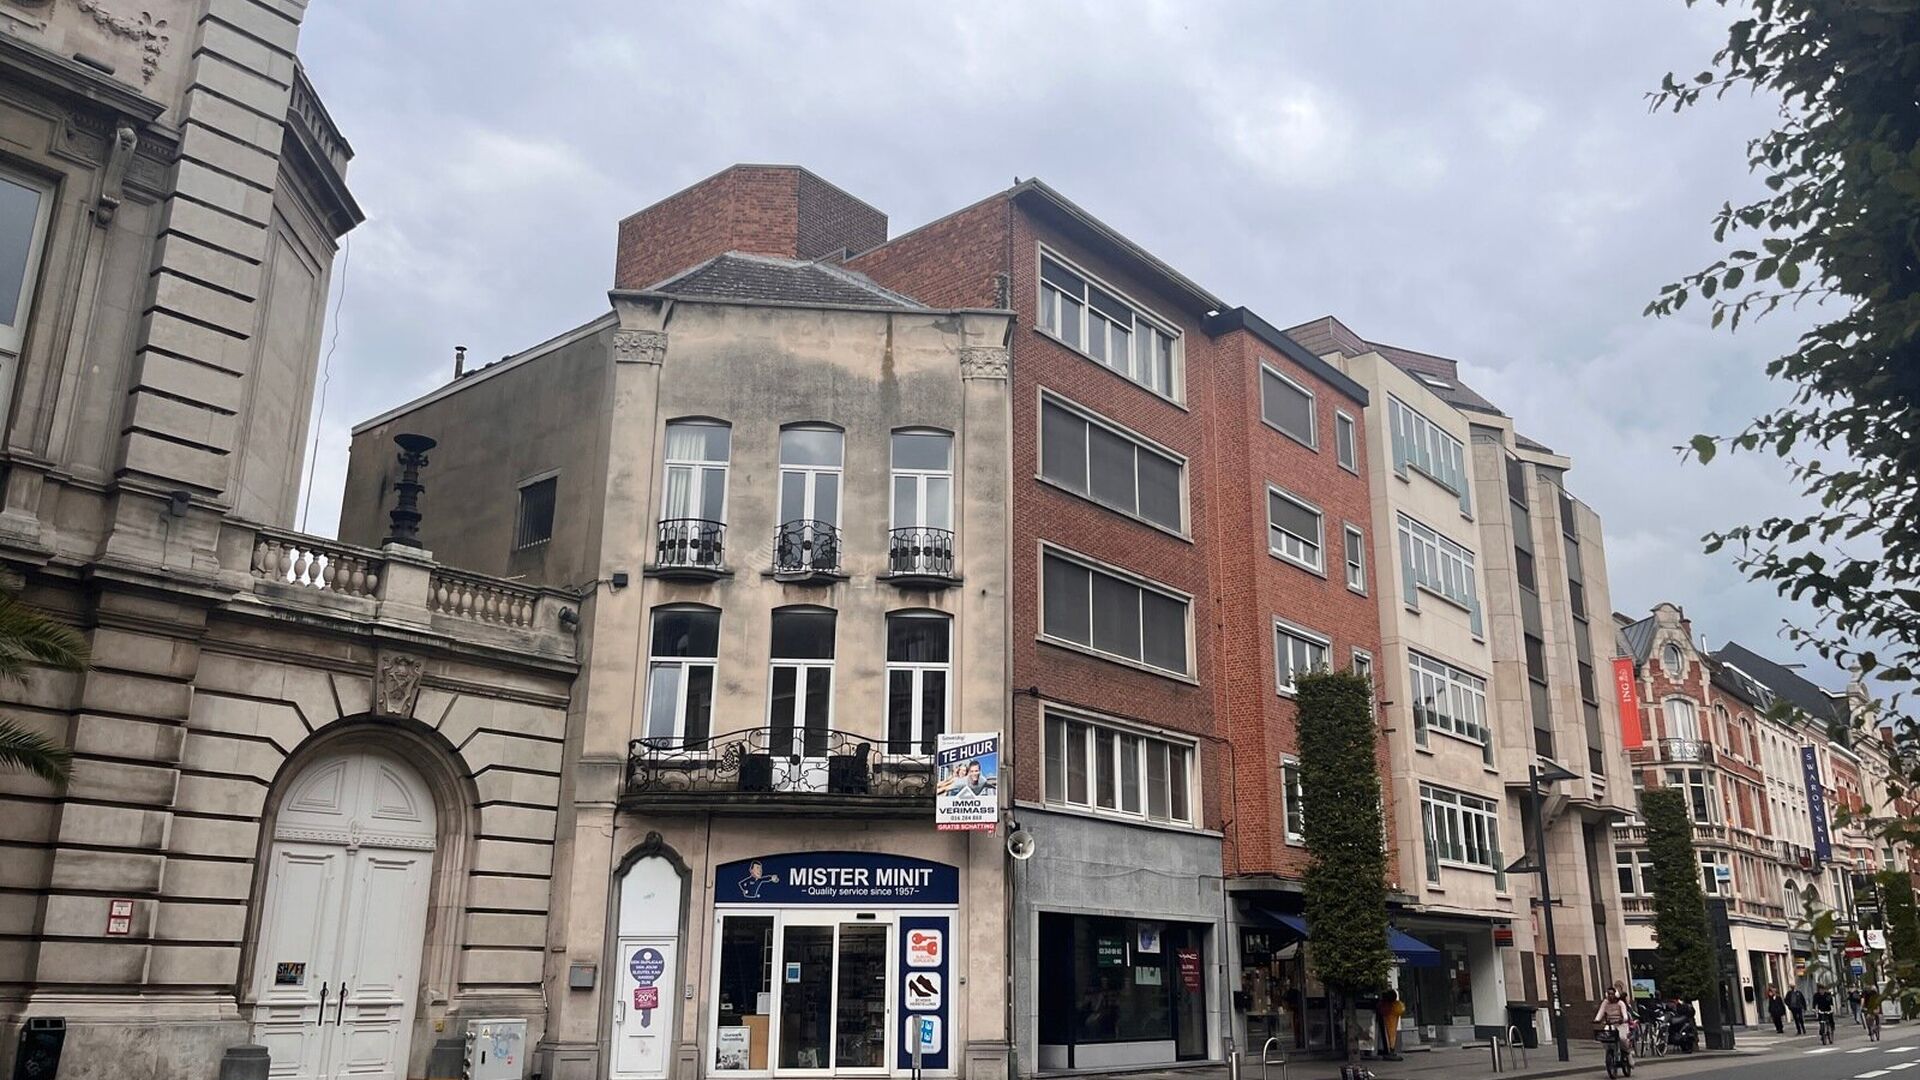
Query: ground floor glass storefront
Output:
[[1036, 914, 1208, 1069]]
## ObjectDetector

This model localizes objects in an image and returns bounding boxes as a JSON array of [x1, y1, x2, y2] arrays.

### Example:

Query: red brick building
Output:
[[851, 181, 1380, 1067]]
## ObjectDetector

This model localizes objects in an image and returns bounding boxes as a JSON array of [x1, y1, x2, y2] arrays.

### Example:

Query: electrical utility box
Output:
[[464, 1018, 528, 1080]]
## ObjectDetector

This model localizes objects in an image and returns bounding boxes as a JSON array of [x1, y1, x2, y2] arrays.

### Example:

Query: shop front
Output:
[[1230, 904, 1446, 1055], [703, 852, 958, 1077], [1036, 914, 1210, 1069], [1394, 919, 1502, 1043]]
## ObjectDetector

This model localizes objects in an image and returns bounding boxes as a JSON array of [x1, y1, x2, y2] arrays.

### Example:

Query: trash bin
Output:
[[1506, 1003, 1540, 1049], [13, 1017, 65, 1080]]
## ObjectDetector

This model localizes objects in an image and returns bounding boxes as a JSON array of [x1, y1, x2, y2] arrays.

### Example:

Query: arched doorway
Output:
[[247, 748, 439, 1079]]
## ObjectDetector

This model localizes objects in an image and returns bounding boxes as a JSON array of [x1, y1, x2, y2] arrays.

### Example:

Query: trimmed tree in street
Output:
[[1296, 669, 1391, 1066], [1877, 870, 1920, 1010], [1642, 787, 1715, 1002]]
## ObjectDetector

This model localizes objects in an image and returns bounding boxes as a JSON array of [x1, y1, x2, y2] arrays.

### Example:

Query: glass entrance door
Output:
[[773, 917, 892, 1076]]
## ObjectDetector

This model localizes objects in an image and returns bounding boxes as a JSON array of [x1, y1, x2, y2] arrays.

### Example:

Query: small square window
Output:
[[515, 476, 557, 549]]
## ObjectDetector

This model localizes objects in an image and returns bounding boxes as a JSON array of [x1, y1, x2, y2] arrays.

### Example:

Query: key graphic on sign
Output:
[[630, 948, 666, 1028]]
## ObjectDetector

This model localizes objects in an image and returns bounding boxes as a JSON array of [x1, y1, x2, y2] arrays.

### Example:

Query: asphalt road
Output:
[[1637, 1030, 1920, 1080]]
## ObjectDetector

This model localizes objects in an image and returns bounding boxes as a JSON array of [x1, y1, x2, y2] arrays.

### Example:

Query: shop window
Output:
[[1038, 913, 1209, 1062], [643, 607, 718, 747], [885, 613, 949, 755], [769, 608, 835, 757], [1044, 710, 1193, 825], [712, 915, 775, 1071]]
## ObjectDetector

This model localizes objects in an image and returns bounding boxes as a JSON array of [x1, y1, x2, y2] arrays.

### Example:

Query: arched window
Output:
[[1664, 697, 1700, 742], [662, 419, 731, 524], [1662, 642, 1685, 676]]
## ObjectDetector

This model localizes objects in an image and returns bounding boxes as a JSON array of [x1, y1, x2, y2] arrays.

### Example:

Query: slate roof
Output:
[[1713, 641, 1847, 724], [1284, 316, 1507, 416], [1617, 613, 1656, 663], [1708, 655, 1776, 711], [649, 252, 925, 310]]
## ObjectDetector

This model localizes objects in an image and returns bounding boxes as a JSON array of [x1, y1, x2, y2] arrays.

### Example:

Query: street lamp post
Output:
[[1511, 759, 1581, 1063]]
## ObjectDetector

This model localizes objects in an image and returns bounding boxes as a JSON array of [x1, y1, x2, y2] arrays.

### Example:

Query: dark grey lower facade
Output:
[[1010, 808, 1225, 1076]]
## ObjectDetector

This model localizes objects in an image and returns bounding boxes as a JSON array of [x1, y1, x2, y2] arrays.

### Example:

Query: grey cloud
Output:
[[296, 0, 1846, 684]]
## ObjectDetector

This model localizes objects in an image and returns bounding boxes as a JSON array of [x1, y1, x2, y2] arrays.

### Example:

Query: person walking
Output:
[[1768, 986, 1787, 1033], [1788, 986, 1808, 1035], [1849, 986, 1864, 1026]]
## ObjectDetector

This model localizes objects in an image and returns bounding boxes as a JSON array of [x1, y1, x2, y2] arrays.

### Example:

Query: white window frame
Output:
[[1036, 245, 1183, 402], [1343, 523, 1367, 594], [1042, 707, 1196, 826], [889, 428, 954, 532], [1700, 850, 1732, 896], [1664, 697, 1701, 742], [885, 612, 950, 757], [1408, 650, 1491, 757], [1398, 512, 1480, 616], [643, 606, 719, 746], [662, 419, 731, 524], [777, 424, 845, 529], [1662, 642, 1686, 676], [1038, 545, 1193, 678], [1273, 619, 1331, 697], [1420, 783, 1505, 879], [513, 471, 558, 550], [1259, 363, 1318, 449], [1281, 757, 1305, 844], [1334, 410, 1359, 473], [1351, 648, 1374, 689], [1387, 394, 1470, 508], [0, 168, 54, 359], [767, 608, 836, 759], [1266, 485, 1324, 573], [1616, 848, 1654, 897], [1666, 766, 1717, 825], [1037, 391, 1189, 535]]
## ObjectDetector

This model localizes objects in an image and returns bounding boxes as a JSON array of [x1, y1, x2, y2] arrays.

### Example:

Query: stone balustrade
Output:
[[429, 569, 540, 629], [251, 529, 383, 597]]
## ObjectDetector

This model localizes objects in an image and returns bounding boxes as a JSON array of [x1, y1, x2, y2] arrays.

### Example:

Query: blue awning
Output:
[[1247, 909, 1443, 968], [1389, 927, 1444, 968]]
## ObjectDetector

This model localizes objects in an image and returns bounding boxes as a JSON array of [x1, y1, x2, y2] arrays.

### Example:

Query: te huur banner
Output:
[[935, 733, 999, 831]]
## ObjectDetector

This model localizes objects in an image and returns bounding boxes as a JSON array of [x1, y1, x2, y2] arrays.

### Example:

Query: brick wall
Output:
[[1209, 330, 1383, 879], [612, 165, 888, 290], [844, 192, 1010, 308]]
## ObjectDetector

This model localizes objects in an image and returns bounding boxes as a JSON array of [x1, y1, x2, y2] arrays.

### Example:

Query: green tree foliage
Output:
[[1878, 870, 1920, 1009], [0, 573, 88, 784], [1296, 669, 1390, 1063], [1646, 0, 1920, 841], [1643, 788, 1717, 1001]]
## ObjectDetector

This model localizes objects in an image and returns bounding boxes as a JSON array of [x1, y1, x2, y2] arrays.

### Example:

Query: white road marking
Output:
[[1811, 1047, 1842, 1054], [1856, 1069, 1890, 1078], [1854, 1048, 1882, 1054], [1891, 1046, 1920, 1054], [1886, 1063, 1917, 1071]]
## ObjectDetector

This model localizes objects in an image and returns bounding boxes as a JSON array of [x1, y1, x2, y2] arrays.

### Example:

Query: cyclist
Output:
[[1813, 985, 1836, 1044], [1864, 986, 1884, 1042], [1596, 986, 1634, 1073]]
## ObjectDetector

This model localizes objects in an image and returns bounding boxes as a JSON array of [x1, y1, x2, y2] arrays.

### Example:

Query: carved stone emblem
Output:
[[959, 345, 1010, 380], [376, 653, 425, 718], [73, 1, 171, 83], [613, 329, 667, 365]]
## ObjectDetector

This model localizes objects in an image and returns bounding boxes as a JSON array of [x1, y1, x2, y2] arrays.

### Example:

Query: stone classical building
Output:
[[0, 5, 580, 1079], [339, 174, 1016, 1080]]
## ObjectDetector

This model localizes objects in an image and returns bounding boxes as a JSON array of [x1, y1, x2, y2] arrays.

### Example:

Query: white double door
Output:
[[249, 752, 438, 1080]]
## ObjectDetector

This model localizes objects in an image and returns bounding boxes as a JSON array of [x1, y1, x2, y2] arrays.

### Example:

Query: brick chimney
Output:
[[613, 164, 889, 290]]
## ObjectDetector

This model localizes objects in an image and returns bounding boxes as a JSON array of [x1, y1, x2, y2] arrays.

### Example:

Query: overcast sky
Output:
[[293, 1, 1844, 685]]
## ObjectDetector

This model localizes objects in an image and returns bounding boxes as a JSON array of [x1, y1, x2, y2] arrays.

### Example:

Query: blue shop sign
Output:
[[716, 852, 958, 905]]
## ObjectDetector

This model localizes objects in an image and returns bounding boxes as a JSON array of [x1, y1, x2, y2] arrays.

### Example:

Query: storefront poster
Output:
[[1135, 966, 1163, 986], [714, 1026, 751, 1070], [630, 947, 666, 1027], [714, 852, 959, 905], [1178, 947, 1202, 992], [1137, 924, 1162, 954], [1096, 937, 1127, 968], [935, 733, 999, 831], [897, 914, 950, 1071]]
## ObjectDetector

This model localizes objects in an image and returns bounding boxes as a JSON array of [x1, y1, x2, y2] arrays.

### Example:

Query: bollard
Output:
[[1227, 1049, 1243, 1080], [217, 1045, 270, 1080], [1489, 1035, 1503, 1073]]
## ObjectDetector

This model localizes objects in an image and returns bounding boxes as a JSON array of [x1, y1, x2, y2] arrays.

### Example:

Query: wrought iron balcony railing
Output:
[[886, 527, 957, 583], [655, 518, 727, 576], [1655, 737, 1714, 763], [628, 725, 934, 802], [773, 519, 841, 576]]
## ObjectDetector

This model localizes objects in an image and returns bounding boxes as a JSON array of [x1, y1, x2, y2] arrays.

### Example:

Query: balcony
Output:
[[1642, 737, 1714, 764], [883, 527, 959, 588], [650, 518, 729, 581], [772, 519, 844, 583], [626, 726, 934, 814]]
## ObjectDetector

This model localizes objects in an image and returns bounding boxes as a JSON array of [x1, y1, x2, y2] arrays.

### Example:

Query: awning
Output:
[[1245, 908, 1443, 968], [1389, 927, 1444, 969]]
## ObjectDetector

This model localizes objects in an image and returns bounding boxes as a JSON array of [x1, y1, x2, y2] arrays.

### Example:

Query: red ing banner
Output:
[[1613, 657, 1643, 749]]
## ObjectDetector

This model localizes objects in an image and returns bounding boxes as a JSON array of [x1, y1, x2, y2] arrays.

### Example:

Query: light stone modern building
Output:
[[0, 4, 581, 1079], [339, 239, 1016, 1080], [1289, 318, 1637, 1044]]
